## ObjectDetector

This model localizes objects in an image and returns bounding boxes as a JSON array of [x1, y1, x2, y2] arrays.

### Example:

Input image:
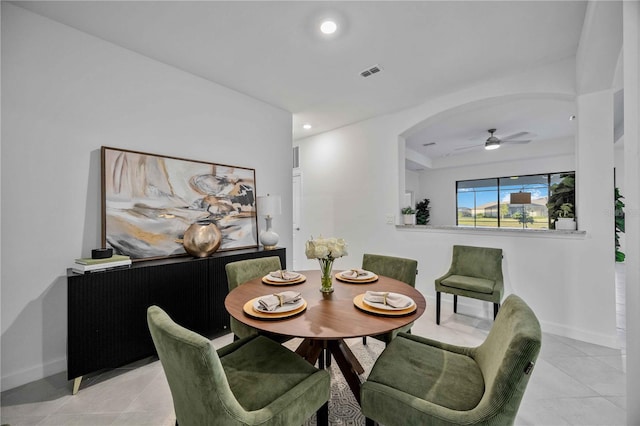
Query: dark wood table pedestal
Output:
[[295, 338, 365, 402]]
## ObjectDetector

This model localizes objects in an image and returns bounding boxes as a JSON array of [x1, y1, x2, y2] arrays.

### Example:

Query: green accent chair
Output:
[[435, 245, 504, 325], [361, 254, 418, 345], [225, 256, 288, 341], [361, 294, 541, 426], [147, 305, 330, 426]]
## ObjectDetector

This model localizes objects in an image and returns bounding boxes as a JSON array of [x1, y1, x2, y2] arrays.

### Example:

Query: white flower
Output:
[[305, 236, 348, 260]]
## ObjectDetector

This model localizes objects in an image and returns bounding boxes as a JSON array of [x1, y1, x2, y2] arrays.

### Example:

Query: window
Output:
[[456, 172, 575, 229]]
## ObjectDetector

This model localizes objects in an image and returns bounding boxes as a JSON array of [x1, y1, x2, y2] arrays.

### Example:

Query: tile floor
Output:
[[1, 269, 628, 425]]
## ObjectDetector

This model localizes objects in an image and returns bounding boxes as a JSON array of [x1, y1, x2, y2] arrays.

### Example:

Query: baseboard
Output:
[[425, 295, 620, 349], [1, 356, 66, 392], [540, 320, 620, 349]]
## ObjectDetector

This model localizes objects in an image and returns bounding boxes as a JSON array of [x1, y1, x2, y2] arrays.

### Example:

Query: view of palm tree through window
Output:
[[456, 172, 575, 229]]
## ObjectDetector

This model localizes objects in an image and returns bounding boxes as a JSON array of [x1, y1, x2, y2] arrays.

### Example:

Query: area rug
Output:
[[284, 338, 385, 426]]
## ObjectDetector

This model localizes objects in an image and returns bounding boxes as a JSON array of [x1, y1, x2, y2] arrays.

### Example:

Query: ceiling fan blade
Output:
[[502, 132, 531, 141], [454, 144, 483, 151], [503, 139, 532, 145]]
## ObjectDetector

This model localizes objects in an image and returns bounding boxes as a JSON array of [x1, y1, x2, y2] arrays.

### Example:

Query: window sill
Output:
[[396, 225, 586, 238]]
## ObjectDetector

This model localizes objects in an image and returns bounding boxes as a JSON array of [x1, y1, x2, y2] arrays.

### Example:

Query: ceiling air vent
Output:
[[360, 64, 382, 78]]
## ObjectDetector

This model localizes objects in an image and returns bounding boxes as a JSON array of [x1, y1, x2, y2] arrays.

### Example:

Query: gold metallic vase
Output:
[[183, 219, 222, 258]]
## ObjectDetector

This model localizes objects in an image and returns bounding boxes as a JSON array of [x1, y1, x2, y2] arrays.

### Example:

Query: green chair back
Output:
[[147, 305, 247, 425], [225, 256, 282, 291], [148, 306, 330, 426], [361, 294, 541, 425], [450, 245, 503, 281], [472, 295, 541, 419], [362, 254, 418, 344], [362, 253, 417, 287], [225, 256, 282, 339]]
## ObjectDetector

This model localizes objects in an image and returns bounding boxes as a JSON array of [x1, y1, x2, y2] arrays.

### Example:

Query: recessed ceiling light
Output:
[[320, 20, 337, 34], [303, 123, 312, 130]]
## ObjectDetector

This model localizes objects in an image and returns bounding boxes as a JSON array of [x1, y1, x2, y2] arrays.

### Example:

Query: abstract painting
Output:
[[101, 146, 258, 260]]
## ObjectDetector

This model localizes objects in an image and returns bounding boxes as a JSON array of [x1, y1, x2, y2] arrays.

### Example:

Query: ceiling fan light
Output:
[[485, 141, 500, 150]]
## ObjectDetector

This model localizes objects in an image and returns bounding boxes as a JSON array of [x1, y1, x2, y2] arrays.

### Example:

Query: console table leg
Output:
[[72, 376, 82, 395]]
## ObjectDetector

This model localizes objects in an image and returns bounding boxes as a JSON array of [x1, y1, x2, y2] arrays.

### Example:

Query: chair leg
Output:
[[326, 348, 331, 366], [494, 303, 500, 319], [453, 294, 458, 313], [318, 350, 325, 369], [362, 336, 367, 345], [317, 401, 329, 426], [436, 292, 441, 325]]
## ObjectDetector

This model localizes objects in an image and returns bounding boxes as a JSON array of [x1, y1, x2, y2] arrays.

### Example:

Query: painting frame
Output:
[[101, 146, 259, 261]]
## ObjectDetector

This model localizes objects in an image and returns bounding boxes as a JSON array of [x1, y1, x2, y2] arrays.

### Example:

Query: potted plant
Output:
[[555, 203, 576, 230], [401, 206, 416, 225], [547, 173, 575, 229], [416, 199, 431, 225]]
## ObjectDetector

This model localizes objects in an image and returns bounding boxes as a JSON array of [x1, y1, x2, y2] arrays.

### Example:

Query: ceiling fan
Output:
[[455, 129, 533, 152]]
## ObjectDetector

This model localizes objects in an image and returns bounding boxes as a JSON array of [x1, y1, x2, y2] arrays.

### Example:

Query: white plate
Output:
[[339, 270, 375, 280], [362, 293, 415, 311], [253, 298, 305, 313]]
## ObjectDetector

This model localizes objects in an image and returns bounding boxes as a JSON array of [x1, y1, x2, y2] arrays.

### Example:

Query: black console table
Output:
[[67, 247, 286, 394]]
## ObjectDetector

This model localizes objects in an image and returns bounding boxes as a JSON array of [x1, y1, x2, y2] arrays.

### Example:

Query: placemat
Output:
[[335, 272, 378, 283], [243, 297, 307, 320], [353, 293, 416, 316]]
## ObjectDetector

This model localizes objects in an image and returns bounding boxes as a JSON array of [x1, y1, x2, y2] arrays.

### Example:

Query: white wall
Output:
[[622, 1, 640, 422], [295, 57, 619, 348], [1, 4, 293, 390], [404, 169, 420, 208]]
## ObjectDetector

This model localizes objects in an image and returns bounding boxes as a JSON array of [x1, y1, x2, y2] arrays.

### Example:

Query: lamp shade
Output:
[[257, 194, 282, 217], [510, 192, 532, 204]]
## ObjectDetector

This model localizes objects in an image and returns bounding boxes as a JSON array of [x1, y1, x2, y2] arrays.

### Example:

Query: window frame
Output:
[[455, 171, 575, 229]]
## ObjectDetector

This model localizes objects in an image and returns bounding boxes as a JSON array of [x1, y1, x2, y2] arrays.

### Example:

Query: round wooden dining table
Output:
[[224, 270, 426, 403]]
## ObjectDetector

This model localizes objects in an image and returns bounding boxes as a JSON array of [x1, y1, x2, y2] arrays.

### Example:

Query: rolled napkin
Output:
[[258, 291, 302, 311], [269, 270, 300, 281], [364, 291, 412, 308], [342, 268, 369, 279]]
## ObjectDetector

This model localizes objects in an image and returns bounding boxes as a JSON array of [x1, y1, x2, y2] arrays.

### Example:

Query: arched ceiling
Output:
[[404, 96, 577, 163]]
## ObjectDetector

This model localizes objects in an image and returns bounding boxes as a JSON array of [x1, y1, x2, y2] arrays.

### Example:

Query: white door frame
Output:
[[292, 170, 303, 270]]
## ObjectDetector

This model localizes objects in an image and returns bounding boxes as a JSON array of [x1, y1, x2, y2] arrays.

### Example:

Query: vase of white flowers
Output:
[[305, 236, 348, 293]]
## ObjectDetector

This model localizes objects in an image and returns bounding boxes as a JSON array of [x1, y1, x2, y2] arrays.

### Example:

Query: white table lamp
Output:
[[257, 194, 282, 250]]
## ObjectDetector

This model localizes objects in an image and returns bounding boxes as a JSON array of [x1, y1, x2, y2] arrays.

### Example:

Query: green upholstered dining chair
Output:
[[225, 256, 285, 341], [435, 245, 504, 325], [361, 294, 541, 426], [361, 253, 418, 345], [147, 305, 330, 426]]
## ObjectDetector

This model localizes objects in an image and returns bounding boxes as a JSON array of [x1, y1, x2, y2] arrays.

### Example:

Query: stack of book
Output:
[[72, 254, 132, 274]]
